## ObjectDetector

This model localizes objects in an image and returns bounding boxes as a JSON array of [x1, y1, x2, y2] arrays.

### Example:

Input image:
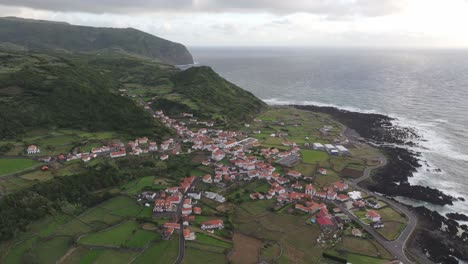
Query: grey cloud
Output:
[[0, 0, 405, 17]]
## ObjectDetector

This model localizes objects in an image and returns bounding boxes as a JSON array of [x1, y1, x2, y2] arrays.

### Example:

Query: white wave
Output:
[[263, 97, 468, 162], [263, 97, 468, 210]]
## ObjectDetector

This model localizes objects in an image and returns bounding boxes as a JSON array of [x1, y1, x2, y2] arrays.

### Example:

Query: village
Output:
[[18, 105, 408, 263]]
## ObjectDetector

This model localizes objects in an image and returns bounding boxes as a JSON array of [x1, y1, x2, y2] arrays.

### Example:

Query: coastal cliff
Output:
[[0, 17, 194, 65]]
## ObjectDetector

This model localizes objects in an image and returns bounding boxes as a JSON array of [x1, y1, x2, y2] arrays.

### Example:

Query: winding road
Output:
[[340, 134, 426, 264]]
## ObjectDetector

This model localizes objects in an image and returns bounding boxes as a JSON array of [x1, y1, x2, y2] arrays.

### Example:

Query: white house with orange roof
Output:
[[201, 219, 224, 231], [366, 210, 381, 222], [27, 145, 40, 154], [305, 184, 316, 196]]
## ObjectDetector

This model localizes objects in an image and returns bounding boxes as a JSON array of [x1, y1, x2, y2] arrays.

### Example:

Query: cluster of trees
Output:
[[0, 163, 129, 240]]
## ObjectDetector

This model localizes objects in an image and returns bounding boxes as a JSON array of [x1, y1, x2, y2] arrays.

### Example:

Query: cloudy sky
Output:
[[1, 0, 468, 48]]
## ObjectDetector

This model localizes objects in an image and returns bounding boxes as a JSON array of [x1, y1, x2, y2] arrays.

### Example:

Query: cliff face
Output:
[[0, 17, 193, 65]]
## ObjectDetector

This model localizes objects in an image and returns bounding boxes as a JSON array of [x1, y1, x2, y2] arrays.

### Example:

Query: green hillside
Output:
[[0, 50, 266, 139], [172, 66, 267, 122], [0, 51, 170, 139], [80, 55, 267, 124], [0, 17, 193, 65]]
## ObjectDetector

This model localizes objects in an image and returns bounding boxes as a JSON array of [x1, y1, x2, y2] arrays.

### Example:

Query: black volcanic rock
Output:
[[294, 105, 455, 205], [447, 213, 468, 221]]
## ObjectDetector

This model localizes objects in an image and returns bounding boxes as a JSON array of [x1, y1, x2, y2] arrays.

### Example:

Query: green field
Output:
[[195, 233, 232, 248], [300, 150, 329, 164], [33, 236, 72, 264], [133, 238, 179, 264], [182, 246, 227, 264], [121, 176, 152, 194], [79, 221, 137, 246], [0, 158, 41, 176]]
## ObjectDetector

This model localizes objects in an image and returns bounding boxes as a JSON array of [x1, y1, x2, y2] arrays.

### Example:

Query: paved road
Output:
[[341, 147, 425, 264], [174, 178, 200, 264]]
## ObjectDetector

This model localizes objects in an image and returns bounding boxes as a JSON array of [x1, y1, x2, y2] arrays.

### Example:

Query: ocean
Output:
[[189, 47, 468, 217]]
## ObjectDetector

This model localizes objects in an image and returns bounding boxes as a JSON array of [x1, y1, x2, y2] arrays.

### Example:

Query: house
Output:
[[81, 155, 91, 162], [352, 228, 363, 237], [316, 208, 336, 229], [318, 168, 327, 175], [337, 194, 349, 202], [183, 198, 192, 208], [110, 150, 126, 158], [160, 154, 169, 160], [202, 174, 212, 183], [276, 177, 289, 185], [275, 185, 286, 195], [137, 137, 149, 144], [295, 204, 310, 213], [149, 142, 158, 151], [291, 182, 303, 190], [353, 200, 366, 208], [211, 149, 225, 161], [366, 210, 381, 222], [305, 201, 325, 214], [326, 190, 337, 200], [305, 184, 316, 196], [315, 191, 327, 199], [287, 170, 302, 178], [184, 228, 196, 240], [182, 207, 193, 215], [333, 182, 349, 192], [200, 219, 224, 230], [27, 145, 40, 154], [41, 165, 49, 171], [193, 207, 202, 215], [163, 222, 180, 230]]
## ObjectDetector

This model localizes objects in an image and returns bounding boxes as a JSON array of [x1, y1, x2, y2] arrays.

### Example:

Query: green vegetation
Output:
[[0, 17, 193, 65], [133, 238, 179, 264], [0, 158, 41, 176], [0, 51, 170, 139], [79, 221, 157, 248], [195, 233, 232, 248], [169, 66, 267, 123], [300, 149, 329, 164]]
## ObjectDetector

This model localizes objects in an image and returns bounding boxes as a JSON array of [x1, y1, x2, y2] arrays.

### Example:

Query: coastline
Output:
[[287, 104, 468, 264]]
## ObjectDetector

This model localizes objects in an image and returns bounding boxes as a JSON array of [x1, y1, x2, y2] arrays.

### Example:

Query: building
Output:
[[337, 194, 349, 202], [333, 182, 349, 192], [336, 145, 350, 155], [110, 150, 126, 158], [184, 228, 196, 240], [202, 174, 212, 183], [27, 145, 40, 154], [160, 154, 169, 160], [305, 184, 316, 196], [366, 210, 381, 222], [287, 170, 302, 178], [352, 228, 363, 237], [312, 143, 325, 151], [149, 142, 158, 151], [193, 207, 202, 215], [201, 219, 224, 230], [211, 149, 225, 161], [295, 204, 310, 213]]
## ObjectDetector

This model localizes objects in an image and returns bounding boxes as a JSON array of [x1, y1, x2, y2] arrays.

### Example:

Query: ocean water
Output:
[[190, 47, 468, 217]]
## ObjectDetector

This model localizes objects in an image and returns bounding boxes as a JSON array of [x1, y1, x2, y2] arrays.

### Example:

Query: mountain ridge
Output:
[[0, 17, 193, 65]]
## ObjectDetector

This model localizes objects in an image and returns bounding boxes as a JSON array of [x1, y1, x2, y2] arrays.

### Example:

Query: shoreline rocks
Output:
[[291, 104, 467, 264]]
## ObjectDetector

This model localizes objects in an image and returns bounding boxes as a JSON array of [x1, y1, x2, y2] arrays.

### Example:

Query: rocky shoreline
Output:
[[292, 104, 468, 264]]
